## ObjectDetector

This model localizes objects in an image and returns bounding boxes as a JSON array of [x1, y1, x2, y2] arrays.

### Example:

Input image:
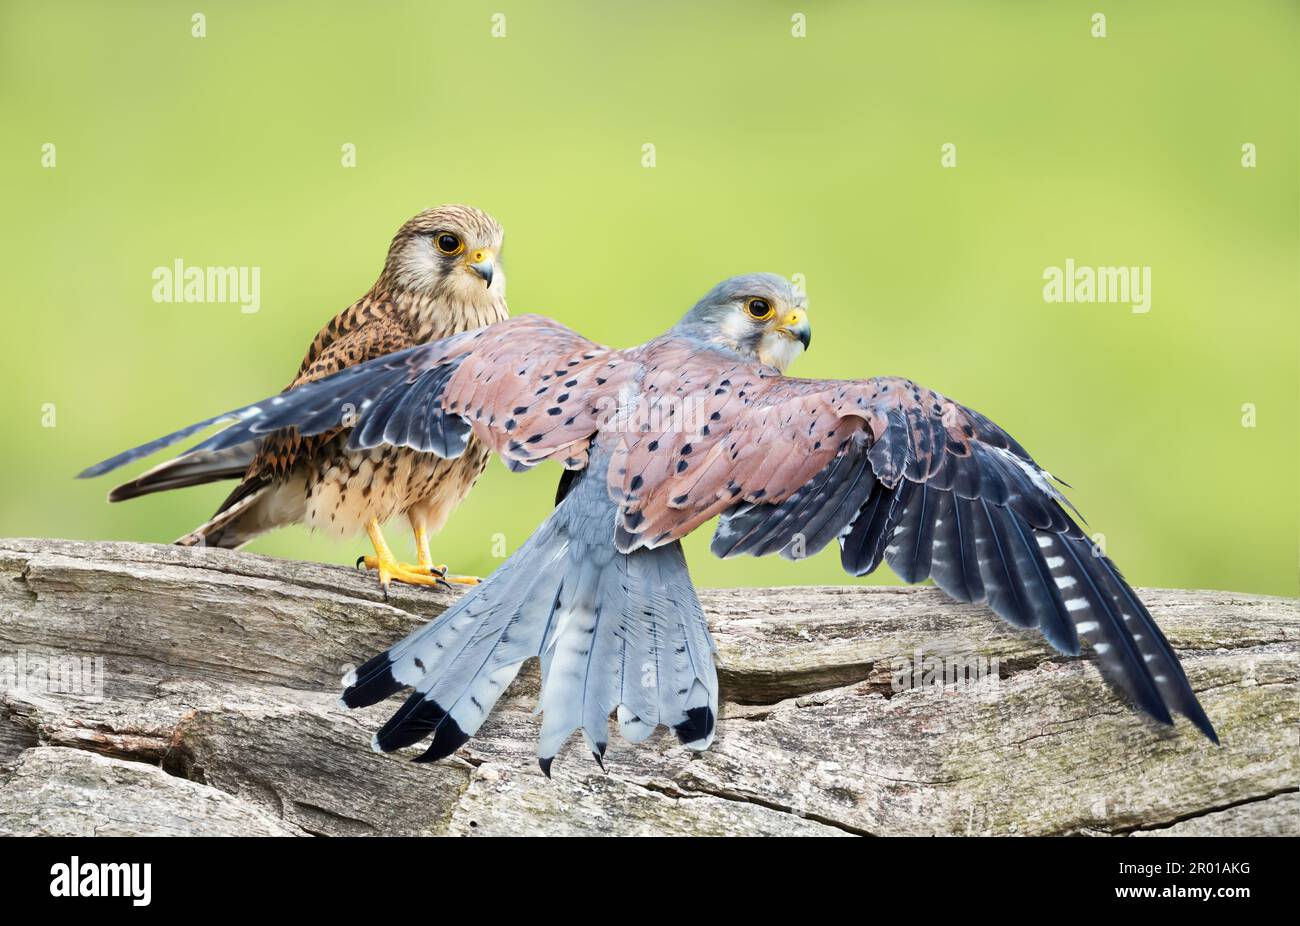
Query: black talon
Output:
[[437, 578, 453, 591], [355, 555, 366, 570], [538, 756, 553, 779]]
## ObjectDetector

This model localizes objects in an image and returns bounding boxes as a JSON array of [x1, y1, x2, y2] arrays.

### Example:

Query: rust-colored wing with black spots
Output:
[[638, 366, 1214, 742], [609, 369, 1047, 553], [586, 344, 1213, 741], [438, 318, 637, 473]]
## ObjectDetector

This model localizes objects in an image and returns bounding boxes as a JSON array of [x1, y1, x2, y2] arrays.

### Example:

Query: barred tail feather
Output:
[[571, 540, 717, 756], [343, 518, 569, 756], [342, 505, 718, 770]]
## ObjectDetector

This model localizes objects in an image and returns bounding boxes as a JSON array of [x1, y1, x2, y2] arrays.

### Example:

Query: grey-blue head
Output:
[[672, 273, 811, 372]]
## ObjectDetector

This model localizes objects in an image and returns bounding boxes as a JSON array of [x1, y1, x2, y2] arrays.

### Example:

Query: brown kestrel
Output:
[[83, 273, 1217, 769], [84, 204, 508, 590]]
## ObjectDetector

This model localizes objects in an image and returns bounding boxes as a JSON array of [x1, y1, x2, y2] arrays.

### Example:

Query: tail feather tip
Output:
[[339, 656, 402, 709], [374, 695, 448, 753], [1189, 707, 1220, 745], [413, 719, 470, 763], [673, 706, 716, 749]]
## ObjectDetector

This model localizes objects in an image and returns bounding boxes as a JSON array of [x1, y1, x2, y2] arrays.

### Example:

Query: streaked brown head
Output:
[[379, 204, 505, 300]]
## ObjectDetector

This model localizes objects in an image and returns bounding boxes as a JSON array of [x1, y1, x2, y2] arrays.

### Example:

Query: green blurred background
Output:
[[1, 1, 1295, 595]]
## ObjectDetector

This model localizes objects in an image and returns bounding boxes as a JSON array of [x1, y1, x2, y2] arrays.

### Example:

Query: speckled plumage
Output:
[[95, 204, 507, 553]]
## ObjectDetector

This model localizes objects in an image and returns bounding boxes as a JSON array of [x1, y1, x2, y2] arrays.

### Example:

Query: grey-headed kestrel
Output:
[[80, 273, 1218, 770], [82, 204, 507, 590]]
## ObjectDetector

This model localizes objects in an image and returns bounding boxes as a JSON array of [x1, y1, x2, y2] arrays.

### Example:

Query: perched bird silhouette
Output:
[[80, 273, 1218, 769], [85, 204, 508, 590]]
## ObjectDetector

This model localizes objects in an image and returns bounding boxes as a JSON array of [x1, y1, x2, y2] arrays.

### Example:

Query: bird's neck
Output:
[[382, 286, 510, 343]]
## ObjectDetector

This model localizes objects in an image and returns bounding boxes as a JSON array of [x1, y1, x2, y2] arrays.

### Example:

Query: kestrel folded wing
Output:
[[613, 367, 1216, 742], [78, 315, 622, 480]]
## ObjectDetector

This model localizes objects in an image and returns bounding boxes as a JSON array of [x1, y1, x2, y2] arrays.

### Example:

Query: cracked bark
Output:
[[0, 538, 1295, 837]]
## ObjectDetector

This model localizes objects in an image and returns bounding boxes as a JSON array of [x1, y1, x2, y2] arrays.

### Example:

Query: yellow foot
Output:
[[356, 555, 451, 593], [358, 518, 481, 596], [357, 556, 445, 576]]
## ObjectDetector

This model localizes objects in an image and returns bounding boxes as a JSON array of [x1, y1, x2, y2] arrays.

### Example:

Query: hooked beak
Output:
[[466, 249, 496, 288], [777, 307, 811, 351]]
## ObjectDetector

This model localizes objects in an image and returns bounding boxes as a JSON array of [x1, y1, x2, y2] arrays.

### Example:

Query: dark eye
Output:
[[435, 233, 463, 255], [744, 297, 774, 320]]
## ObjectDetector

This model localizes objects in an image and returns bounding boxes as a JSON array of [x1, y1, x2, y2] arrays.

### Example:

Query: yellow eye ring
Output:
[[744, 297, 775, 321], [435, 232, 464, 256]]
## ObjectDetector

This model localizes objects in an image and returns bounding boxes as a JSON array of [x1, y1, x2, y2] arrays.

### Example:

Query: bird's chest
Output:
[[302, 435, 489, 535]]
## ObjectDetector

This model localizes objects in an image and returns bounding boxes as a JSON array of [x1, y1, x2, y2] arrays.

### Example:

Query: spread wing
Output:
[[78, 315, 624, 480], [79, 321, 1215, 742], [609, 362, 1215, 741]]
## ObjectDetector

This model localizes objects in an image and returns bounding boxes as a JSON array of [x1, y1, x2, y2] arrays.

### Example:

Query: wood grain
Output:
[[0, 538, 1294, 836]]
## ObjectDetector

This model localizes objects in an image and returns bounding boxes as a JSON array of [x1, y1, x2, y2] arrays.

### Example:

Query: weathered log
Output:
[[0, 538, 1294, 836]]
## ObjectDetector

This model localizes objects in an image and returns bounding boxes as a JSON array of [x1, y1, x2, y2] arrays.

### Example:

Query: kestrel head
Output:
[[673, 273, 811, 372], [380, 204, 505, 299]]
